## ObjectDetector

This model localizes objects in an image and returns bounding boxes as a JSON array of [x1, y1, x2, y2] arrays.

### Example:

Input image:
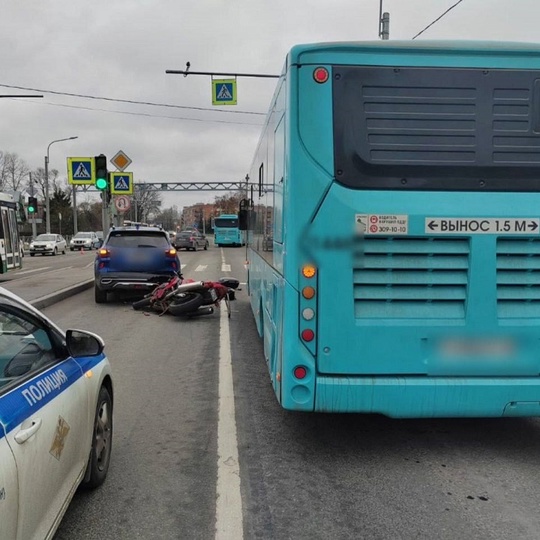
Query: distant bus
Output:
[[214, 214, 245, 247], [246, 40, 540, 417], [0, 193, 22, 273]]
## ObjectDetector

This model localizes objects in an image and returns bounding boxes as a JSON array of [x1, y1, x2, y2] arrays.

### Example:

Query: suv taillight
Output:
[[166, 248, 177, 257], [98, 248, 110, 258]]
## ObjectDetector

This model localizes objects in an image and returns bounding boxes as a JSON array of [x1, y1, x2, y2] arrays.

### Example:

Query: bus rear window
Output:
[[333, 65, 540, 192], [215, 218, 239, 228]]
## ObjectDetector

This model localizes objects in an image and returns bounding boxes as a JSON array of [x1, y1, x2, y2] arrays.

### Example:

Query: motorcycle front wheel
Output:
[[132, 297, 153, 311], [168, 292, 204, 315]]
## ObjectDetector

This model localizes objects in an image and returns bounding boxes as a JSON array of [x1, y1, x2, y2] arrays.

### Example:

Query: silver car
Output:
[[70, 232, 100, 251], [29, 234, 67, 256]]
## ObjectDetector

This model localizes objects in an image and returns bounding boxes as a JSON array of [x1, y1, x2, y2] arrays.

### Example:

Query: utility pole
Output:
[[379, 1, 390, 40]]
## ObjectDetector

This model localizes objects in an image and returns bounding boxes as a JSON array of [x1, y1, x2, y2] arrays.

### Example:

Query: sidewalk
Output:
[[2, 265, 94, 309]]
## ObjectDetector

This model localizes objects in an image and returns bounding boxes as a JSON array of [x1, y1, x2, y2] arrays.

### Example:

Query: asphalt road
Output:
[[39, 245, 540, 540]]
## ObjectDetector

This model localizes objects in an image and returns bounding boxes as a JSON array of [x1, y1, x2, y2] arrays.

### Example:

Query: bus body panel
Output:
[[248, 40, 540, 417]]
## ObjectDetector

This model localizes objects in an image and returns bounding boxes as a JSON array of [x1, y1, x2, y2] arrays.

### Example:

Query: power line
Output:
[[0, 82, 266, 116], [412, 0, 465, 40], [12, 98, 264, 126]]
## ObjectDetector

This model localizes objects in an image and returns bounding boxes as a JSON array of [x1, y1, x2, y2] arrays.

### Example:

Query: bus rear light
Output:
[[294, 366, 307, 379], [302, 308, 315, 320], [313, 67, 329, 83], [302, 265, 317, 278], [301, 329, 315, 342], [302, 286, 316, 300]]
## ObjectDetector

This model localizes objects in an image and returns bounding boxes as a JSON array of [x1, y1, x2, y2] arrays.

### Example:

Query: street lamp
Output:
[[45, 136, 78, 233]]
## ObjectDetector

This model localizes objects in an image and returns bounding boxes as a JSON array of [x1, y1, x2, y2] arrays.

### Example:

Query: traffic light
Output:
[[27, 196, 37, 214], [94, 154, 108, 191]]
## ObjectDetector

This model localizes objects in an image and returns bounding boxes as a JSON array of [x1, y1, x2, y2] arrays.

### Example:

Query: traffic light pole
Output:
[[29, 173, 37, 239]]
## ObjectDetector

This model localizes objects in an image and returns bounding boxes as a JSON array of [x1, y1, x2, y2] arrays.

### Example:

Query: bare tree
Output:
[[28, 166, 60, 200], [128, 186, 162, 223], [0, 152, 30, 192]]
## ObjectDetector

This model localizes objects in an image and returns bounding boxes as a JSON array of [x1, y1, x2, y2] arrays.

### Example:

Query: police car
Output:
[[0, 287, 113, 539]]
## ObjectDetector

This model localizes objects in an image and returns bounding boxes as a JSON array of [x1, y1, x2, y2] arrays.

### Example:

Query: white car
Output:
[[0, 287, 113, 540], [29, 234, 67, 256], [69, 232, 100, 251]]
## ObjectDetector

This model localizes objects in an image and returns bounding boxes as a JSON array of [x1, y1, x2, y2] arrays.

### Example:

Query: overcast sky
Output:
[[1, 0, 539, 211]]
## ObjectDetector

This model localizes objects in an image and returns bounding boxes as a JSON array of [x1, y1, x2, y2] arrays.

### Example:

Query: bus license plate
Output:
[[439, 338, 515, 359]]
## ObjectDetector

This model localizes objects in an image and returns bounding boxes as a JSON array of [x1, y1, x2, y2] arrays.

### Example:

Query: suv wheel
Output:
[[95, 284, 107, 304]]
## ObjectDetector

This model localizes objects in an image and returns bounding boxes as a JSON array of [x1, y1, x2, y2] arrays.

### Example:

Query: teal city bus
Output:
[[246, 40, 540, 417], [214, 214, 245, 247]]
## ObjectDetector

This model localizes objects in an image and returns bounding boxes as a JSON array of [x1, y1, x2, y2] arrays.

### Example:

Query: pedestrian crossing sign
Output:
[[110, 171, 133, 195], [212, 79, 237, 105], [67, 157, 95, 185]]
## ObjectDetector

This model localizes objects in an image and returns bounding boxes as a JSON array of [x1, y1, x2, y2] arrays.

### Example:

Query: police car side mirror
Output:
[[66, 329, 105, 358]]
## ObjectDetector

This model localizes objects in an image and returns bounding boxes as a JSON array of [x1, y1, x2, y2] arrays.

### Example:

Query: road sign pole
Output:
[[72, 185, 78, 235]]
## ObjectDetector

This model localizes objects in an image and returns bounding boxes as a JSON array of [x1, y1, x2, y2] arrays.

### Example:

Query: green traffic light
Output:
[[96, 177, 108, 190], [28, 205, 35, 213]]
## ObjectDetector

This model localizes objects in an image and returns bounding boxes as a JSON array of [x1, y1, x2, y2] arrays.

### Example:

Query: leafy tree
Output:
[[49, 187, 72, 234]]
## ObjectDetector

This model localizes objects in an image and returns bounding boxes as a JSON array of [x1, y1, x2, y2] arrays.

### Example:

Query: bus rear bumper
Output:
[[310, 376, 540, 418]]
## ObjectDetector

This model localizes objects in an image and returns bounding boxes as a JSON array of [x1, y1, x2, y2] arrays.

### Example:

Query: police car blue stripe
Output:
[[0, 354, 106, 439]]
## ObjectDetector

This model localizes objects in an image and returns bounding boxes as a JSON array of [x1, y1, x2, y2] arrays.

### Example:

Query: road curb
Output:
[[30, 279, 94, 310]]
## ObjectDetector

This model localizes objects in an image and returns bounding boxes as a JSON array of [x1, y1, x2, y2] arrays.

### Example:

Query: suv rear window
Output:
[[106, 231, 170, 248]]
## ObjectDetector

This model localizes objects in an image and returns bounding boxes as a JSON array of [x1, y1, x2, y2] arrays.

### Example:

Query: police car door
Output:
[[0, 299, 89, 540], [0, 422, 18, 538]]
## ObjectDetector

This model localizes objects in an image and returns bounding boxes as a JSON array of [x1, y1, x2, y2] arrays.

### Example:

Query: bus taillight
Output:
[[313, 67, 329, 84], [294, 366, 307, 380], [302, 264, 317, 278], [301, 329, 315, 342]]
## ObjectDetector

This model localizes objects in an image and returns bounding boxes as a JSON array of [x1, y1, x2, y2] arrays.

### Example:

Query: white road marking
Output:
[[195, 264, 208, 272], [16, 267, 50, 275], [84, 261, 94, 268], [221, 264, 231, 272], [215, 301, 243, 539], [181, 263, 187, 269]]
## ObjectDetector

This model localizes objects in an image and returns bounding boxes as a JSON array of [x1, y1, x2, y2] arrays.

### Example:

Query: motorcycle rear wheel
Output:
[[169, 292, 204, 315]]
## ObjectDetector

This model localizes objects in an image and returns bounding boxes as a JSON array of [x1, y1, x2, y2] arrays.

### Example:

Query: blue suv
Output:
[[94, 226, 181, 303]]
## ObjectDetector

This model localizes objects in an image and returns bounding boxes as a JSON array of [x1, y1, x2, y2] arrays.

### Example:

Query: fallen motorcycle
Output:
[[132, 274, 239, 318]]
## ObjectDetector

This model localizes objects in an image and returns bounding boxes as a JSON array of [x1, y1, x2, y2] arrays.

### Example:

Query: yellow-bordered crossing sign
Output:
[[212, 79, 237, 105], [110, 172, 133, 195], [67, 157, 95, 185]]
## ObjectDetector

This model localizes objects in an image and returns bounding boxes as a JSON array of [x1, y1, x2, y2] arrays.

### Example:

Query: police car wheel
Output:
[[82, 386, 113, 489]]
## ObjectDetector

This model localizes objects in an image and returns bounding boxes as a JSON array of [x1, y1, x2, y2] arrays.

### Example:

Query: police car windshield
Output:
[[106, 231, 169, 248], [36, 234, 56, 241]]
